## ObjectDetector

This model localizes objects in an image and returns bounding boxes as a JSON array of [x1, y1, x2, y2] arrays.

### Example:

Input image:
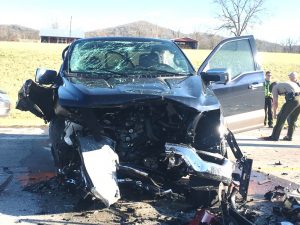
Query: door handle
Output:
[[249, 82, 263, 89]]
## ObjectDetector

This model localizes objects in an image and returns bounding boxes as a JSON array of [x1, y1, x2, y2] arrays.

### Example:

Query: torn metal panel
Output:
[[220, 185, 255, 225], [79, 136, 120, 207], [16, 79, 55, 121], [227, 207, 254, 225], [226, 130, 253, 201], [238, 158, 253, 201], [165, 143, 234, 184]]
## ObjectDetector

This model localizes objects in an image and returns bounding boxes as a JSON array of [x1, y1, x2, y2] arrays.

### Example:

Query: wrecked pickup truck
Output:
[[16, 36, 264, 221]]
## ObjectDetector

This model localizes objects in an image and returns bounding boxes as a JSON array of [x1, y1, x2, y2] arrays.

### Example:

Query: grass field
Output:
[[1, 41, 300, 126]]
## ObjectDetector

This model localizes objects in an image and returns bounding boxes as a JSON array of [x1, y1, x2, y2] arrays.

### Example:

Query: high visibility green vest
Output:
[[264, 80, 272, 97]]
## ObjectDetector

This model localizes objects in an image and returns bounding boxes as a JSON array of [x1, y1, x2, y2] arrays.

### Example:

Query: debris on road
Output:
[[263, 185, 300, 224], [259, 179, 272, 185], [273, 196, 300, 224], [18, 129, 300, 225], [188, 209, 219, 225], [19, 162, 300, 224], [264, 185, 286, 201]]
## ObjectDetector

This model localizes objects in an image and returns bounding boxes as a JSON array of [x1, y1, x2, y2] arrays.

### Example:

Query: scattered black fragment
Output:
[[126, 207, 135, 213], [272, 194, 300, 223], [243, 210, 257, 222], [275, 185, 285, 191], [3, 167, 13, 174], [264, 190, 285, 201], [273, 206, 282, 215]]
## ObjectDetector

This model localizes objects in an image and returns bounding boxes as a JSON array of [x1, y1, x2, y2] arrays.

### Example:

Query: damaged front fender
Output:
[[16, 79, 56, 122]]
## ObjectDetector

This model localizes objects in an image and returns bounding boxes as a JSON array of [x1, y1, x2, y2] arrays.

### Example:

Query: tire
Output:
[[49, 117, 65, 168]]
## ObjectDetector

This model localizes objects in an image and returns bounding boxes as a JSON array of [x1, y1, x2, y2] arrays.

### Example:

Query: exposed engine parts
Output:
[[16, 78, 253, 222]]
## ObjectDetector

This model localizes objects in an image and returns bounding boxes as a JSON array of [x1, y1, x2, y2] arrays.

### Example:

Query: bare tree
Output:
[[214, 0, 266, 36], [282, 38, 297, 53]]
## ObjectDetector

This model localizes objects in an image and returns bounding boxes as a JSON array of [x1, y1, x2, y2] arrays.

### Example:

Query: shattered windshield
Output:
[[67, 39, 193, 78]]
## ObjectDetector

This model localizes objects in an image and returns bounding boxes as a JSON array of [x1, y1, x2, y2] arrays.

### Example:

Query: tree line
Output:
[[0, 25, 39, 41]]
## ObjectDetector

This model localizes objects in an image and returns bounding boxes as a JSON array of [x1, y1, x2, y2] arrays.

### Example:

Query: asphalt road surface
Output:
[[0, 127, 299, 224]]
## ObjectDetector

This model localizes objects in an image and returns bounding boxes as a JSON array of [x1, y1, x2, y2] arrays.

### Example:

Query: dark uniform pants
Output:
[[264, 97, 273, 126], [271, 96, 300, 140]]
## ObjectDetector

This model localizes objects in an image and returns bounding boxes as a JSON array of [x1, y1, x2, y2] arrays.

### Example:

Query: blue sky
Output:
[[1, 0, 300, 44]]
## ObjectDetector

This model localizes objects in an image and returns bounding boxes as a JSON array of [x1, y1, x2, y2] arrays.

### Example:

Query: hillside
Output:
[[85, 20, 186, 39], [0, 22, 298, 52], [0, 25, 39, 41], [85, 21, 288, 51], [85, 21, 225, 49]]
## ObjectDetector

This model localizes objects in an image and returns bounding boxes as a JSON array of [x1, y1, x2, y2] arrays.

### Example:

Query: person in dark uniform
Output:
[[263, 71, 273, 127], [263, 81, 300, 141], [287, 72, 300, 128]]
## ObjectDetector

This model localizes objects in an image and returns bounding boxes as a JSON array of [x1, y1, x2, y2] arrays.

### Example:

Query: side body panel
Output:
[[198, 36, 264, 133]]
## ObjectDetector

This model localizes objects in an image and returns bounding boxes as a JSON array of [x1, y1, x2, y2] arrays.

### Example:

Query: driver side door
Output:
[[198, 35, 264, 133]]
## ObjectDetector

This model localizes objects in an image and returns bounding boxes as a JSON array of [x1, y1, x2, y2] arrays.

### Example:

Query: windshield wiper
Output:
[[136, 68, 191, 76], [98, 68, 127, 76], [65, 69, 127, 78], [155, 70, 192, 76]]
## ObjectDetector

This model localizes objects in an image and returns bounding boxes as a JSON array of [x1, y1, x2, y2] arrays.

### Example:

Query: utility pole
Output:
[[69, 16, 72, 37]]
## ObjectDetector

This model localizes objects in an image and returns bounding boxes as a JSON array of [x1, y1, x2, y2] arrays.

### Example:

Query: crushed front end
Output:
[[16, 37, 253, 219], [16, 79, 252, 209]]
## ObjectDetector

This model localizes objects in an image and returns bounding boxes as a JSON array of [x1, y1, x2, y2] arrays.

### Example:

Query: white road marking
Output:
[[0, 127, 49, 140], [0, 127, 48, 135], [43, 147, 51, 151], [0, 136, 49, 140]]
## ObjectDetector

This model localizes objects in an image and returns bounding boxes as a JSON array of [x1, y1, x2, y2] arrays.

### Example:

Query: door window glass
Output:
[[204, 39, 255, 78]]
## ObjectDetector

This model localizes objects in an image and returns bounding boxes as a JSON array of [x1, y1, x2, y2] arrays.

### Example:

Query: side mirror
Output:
[[201, 68, 231, 84], [35, 68, 57, 85]]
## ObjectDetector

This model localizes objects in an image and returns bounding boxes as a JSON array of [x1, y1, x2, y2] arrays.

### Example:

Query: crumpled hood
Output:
[[58, 75, 220, 111]]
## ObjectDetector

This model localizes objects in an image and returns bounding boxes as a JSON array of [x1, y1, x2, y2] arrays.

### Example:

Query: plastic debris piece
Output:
[[258, 179, 271, 185]]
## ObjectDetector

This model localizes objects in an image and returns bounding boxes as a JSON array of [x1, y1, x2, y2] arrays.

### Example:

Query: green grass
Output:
[[0, 42, 67, 126], [1, 41, 300, 126], [184, 50, 300, 81]]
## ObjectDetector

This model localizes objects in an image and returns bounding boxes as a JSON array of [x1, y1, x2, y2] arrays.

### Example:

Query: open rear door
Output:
[[198, 35, 264, 133]]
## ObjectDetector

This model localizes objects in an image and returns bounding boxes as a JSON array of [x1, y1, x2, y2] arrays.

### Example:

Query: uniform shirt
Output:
[[272, 82, 300, 99]]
